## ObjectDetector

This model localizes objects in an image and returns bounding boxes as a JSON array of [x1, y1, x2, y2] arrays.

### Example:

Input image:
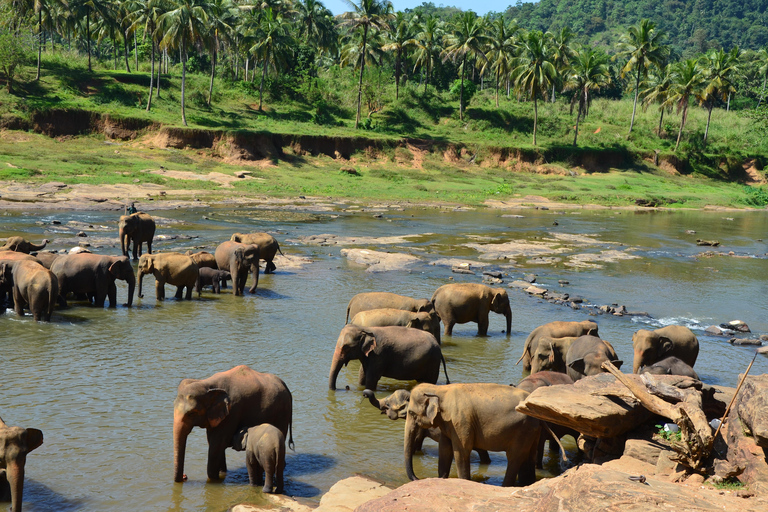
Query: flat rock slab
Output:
[[340, 248, 421, 272], [355, 465, 768, 512], [316, 476, 392, 512], [738, 374, 768, 448]]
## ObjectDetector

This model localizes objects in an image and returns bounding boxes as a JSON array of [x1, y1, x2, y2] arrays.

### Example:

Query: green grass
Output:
[[708, 478, 747, 491]]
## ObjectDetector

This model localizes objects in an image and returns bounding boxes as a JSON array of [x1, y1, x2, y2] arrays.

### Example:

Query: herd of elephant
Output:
[[0, 213, 703, 512]]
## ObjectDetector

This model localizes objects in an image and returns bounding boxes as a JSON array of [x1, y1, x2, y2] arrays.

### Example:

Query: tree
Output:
[[127, 0, 165, 111], [71, 0, 113, 72], [0, 26, 33, 92], [442, 11, 487, 121], [617, 19, 669, 135], [756, 46, 768, 110], [249, 7, 291, 111], [337, 0, 393, 129], [699, 48, 738, 142], [667, 58, 704, 151], [204, 0, 236, 107], [296, 0, 337, 55], [565, 46, 610, 146], [510, 30, 556, 146], [640, 63, 674, 137], [381, 11, 413, 100], [546, 26, 575, 103], [409, 13, 442, 94], [483, 17, 518, 108], [157, 0, 210, 126]]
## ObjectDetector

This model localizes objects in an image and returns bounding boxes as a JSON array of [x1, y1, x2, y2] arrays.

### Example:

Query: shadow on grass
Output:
[[466, 107, 533, 134]]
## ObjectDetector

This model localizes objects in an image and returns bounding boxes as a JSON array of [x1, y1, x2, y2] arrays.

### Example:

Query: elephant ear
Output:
[[658, 337, 674, 358], [204, 389, 231, 428], [362, 333, 377, 357], [425, 395, 440, 425], [231, 428, 248, 451], [568, 358, 586, 376], [25, 428, 44, 453], [108, 260, 121, 277], [611, 359, 624, 370]]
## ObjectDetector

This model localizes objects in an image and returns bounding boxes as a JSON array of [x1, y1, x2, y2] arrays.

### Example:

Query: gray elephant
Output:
[[0, 253, 39, 310], [50, 253, 135, 307], [350, 308, 442, 344], [137, 252, 198, 300], [639, 356, 700, 379], [405, 383, 539, 486], [431, 283, 511, 336], [185, 251, 218, 270], [518, 320, 599, 371], [0, 236, 49, 254], [119, 212, 156, 260], [173, 365, 293, 483], [0, 417, 44, 512], [345, 292, 434, 324], [32, 251, 61, 269], [632, 325, 699, 374], [196, 267, 231, 295], [230, 233, 284, 274], [329, 325, 449, 390], [231, 424, 286, 493], [528, 335, 581, 374], [214, 241, 260, 296], [0, 260, 58, 321], [363, 389, 491, 464], [565, 335, 623, 381]]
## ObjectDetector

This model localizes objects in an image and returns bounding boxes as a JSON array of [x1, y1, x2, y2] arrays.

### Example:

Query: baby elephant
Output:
[[232, 424, 286, 494], [196, 268, 231, 295], [638, 356, 699, 380]]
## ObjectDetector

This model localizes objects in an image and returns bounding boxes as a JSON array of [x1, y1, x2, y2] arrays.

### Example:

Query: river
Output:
[[1, 203, 767, 511]]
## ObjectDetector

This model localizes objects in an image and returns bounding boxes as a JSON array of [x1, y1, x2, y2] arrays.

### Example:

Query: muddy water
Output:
[[2, 205, 768, 511]]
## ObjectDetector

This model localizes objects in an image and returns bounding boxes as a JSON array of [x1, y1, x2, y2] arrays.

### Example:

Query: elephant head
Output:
[[231, 428, 249, 452], [363, 389, 411, 420], [136, 254, 155, 299], [328, 325, 376, 390], [109, 256, 135, 306], [231, 245, 260, 295], [0, 237, 49, 254], [414, 299, 435, 314], [530, 336, 578, 374], [403, 384, 442, 481], [172, 381, 231, 482], [406, 312, 441, 344], [0, 417, 44, 512], [567, 337, 623, 380], [632, 329, 673, 373], [489, 288, 512, 335]]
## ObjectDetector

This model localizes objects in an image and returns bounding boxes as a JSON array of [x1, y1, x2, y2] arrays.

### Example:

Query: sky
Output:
[[323, 0, 530, 17]]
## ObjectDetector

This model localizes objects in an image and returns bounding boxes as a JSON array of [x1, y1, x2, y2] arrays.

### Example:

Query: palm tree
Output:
[[442, 11, 487, 121], [157, 0, 210, 126], [381, 11, 414, 100], [72, 0, 113, 72], [296, 0, 337, 54], [617, 19, 669, 135], [565, 46, 610, 146], [410, 14, 442, 94], [337, 0, 393, 129], [667, 58, 704, 151], [755, 46, 768, 110], [700, 48, 738, 142], [483, 17, 518, 108], [510, 30, 556, 145], [546, 26, 575, 103], [127, 0, 165, 110], [641, 63, 674, 137], [249, 7, 291, 111], [205, 0, 236, 106]]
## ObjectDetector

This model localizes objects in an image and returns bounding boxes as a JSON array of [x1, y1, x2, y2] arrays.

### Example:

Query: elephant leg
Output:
[[206, 436, 228, 481], [536, 429, 547, 469], [185, 284, 192, 300], [175, 286, 183, 299], [453, 446, 471, 480], [254, 462, 265, 487], [502, 449, 523, 487], [363, 368, 380, 391], [262, 462, 274, 493], [477, 313, 490, 336], [146, 240, 152, 255], [275, 458, 285, 494], [107, 282, 117, 308], [248, 264, 259, 293], [246, 454, 258, 486], [437, 435, 453, 478], [132, 240, 139, 261], [266, 260, 276, 274], [476, 449, 491, 464], [517, 434, 539, 486], [413, 428, 428, 452], [156, 279, 165, 300], [12, 287, 24, 316], [358, 365, 366, 386], [442, 314, 454, 336]]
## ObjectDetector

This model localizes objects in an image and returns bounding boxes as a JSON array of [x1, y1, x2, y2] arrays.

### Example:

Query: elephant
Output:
[[514, 371, 578, 468], [0, 416, 44, 512], [528, 335, 581, 375], [119, 212, 156, 260], [214, 241, 260, 296], [196, 268, 232, 295], [405, 383, 540, 486], [350, 308, 442, 344], [565, 335, 623, 381], [230, 233, 284, 274], [137, 252, 198, 301], [517, 320, 599, 372], [632, 325, 699, 374], [173, 365, 293, 483], [50, 253, 135, 307], [638, 356, 700, 380], [0, 260, 58, 321], [231, 424, 286, 493], [363, 389, 492, 464], [345, 292, 434, 324], [0, 253, 39, 310], [431, 283, 511, 336], [32, 251, 61, 269], [185, 251, 218, 270], [0, 236, 49, 254], [329, 325, 449, 391]]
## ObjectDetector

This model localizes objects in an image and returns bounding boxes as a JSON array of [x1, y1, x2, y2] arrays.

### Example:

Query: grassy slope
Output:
[[0, 52, 767, 208]]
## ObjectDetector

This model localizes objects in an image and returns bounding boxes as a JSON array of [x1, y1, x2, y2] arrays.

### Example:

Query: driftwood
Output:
[[601, 361, 712, 471]]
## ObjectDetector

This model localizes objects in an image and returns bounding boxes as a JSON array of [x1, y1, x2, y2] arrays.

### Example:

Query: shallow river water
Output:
[[2, 203, 768, 511]]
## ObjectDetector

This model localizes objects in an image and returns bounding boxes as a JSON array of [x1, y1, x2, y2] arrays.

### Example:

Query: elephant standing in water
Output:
[[214, 241, 260, 295], [632, 326, 699, 374], [0, 237, 49, 254], [50, 253, 135, 307], [350, 308, 442, 344], [173, 365, 293, 482], [518, 320, 599, 372], [0, 260, 58, 321], [345, 292, 434, 323], [565, 335, 623, 381], [230, 233, 284, 274], [0, 416, 44, 512], [0, 253, 39, 310], [119, 212, 155, 260], [231, 424, 286, 494], [137, 252, 198, 300], [431, 283, 511, 336]]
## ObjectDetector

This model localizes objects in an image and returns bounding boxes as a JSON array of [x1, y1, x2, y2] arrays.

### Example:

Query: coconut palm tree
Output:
[[442, 11, 488, 121], [296, 0, 337, 55], [546, 26, 575, 103], [510, 30, 556, 145], [381, 11, 413, 99], [409, 14, 442, 94], [617, 19, 669, 135], [641, 63, 674, 137], [72, 0, 113, 72], [337, 0, 393, 129], [127, 0, 165, 110], [565, 46, 610, 146], [205, 0, 236, 106], [157, 0, 210, 126], [667, 58, 704, 151], [755, 46, 768, 110], [700, 48, 738, 142], [483, 17, 518, 108], [249, 6, 292, 111]]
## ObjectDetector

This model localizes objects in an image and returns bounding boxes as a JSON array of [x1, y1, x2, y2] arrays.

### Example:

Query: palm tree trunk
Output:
[[573, 89, 586, 146], [124, 32, 131, 73], [495, 71, 499, 108], [147, 42, 154, 112], [156, 50, 161, 98], [628, 65, 641, 135], [459, 54, 466, 121], [424, 60, 430, 94], [675, 103, 688, 151], [181, 40, 187, 126], [135, 32, 138, 71], [657, 107, 664, 136], [533, 95, 538, 146], [245, 57, 249, 82], [355, 25, 369, 129], [704, 102, 713, 142], [208, 44, 216, 107], [36, 10, 42, 80], [757, 76, 766, 110], [395, 50, 400, 100], [259, 49, 269, 111], [87, 11, 92, 72], [727, 92, 731, 111], [552, 82, 556, 103]]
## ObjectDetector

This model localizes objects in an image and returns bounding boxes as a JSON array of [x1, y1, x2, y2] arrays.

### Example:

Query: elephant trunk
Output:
[[505, 309, 512, 336], [404, 413, 420, 481], [7, 457, 25, 512], [362, 389, 381, 410], [29, 240, 47, 252], [137, 268, 145, 299], [632, 349, 642, 374], [119, 226, 128, 257], [173, 410, 193, 483], [328, 344, 344, 390], [125, 269, 136, 306]]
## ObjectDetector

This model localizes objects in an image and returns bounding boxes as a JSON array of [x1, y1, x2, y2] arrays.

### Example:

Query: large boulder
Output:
[[737, 375, 768, 448]]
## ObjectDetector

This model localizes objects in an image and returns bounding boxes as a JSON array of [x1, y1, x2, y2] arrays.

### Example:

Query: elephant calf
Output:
[[431, 283, 512, 336], [137, 253, 198, 300], [632, 325, 699, 374], [0, 416, 44, 512], [196, 268, 232, 295], [638, 356, 700, 380], [351, 308, 442, 344], [232, 424, 286, 493], [518, 320, 600, 372], [565, 335, 623, 381]]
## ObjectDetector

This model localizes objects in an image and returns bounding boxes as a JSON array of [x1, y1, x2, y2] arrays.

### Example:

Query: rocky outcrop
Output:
[[340, 248, 421, 272], [738, 375, 768, 448]]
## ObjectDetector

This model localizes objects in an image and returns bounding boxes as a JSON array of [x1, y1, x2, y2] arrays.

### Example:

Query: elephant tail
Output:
[[276, 242, 285, 257], [440, 353, 450, 384], [345, 305, 351, 324], [287, 419, 295, 452]]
